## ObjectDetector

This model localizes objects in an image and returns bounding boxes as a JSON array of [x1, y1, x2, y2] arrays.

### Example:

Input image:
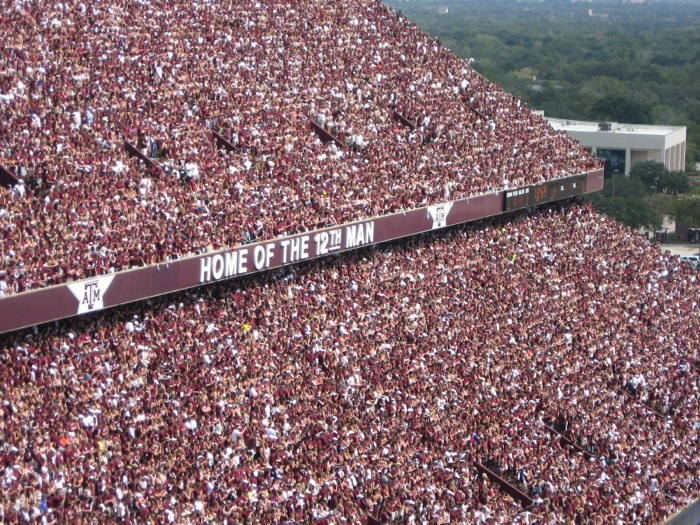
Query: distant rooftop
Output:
[[545, 117, 684, 137]]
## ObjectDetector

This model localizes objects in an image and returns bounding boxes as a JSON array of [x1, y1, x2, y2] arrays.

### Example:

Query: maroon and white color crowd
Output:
[[3, 0, 694, 524], [0, 0, 600, 295], [1, 202, 698, 524]]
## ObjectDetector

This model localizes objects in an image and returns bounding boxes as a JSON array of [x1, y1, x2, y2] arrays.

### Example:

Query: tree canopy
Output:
[[659, 170, 690, 195], [586, 174, 662, 232], [629, 161, 669, 193], [593, 195, 662, 232], [387, 0, 700, 163], [591, 95, 652, 125], [387, 0, 698, 233], [672, 186, 700, 225], [628, 161, 690, 195]]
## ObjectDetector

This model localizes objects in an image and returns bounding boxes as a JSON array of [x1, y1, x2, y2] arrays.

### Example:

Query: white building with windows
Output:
[[545, 117, 686, 177]]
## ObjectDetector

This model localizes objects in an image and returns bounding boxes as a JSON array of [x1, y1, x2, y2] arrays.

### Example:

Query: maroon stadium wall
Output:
[[0, 170, 603, 334]]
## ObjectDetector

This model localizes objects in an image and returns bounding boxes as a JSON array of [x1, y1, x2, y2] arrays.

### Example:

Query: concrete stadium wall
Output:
[[665, 499, 700, 525]]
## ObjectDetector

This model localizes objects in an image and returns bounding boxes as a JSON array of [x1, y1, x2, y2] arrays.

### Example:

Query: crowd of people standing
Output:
[[0, 0, 600, 296], [0, 202, 697, 524]]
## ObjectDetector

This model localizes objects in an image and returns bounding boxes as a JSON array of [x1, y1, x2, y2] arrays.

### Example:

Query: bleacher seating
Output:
[[2, 1, 695, 524], [0, 0, 600, 296], [0, 202, 697, 524]]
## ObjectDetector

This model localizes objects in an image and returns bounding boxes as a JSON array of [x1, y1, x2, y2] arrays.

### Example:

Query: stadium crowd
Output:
[[1, 202, 698, 524], [0, 0, 601, 296]]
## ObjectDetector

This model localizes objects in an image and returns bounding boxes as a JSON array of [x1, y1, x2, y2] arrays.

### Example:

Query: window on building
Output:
[[597, 149, 626, 177]]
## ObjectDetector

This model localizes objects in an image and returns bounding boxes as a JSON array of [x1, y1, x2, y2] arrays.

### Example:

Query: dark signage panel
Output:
[[534, 174, 588, 205], [504, 173, 588, 211], [503, 187, 532, 211]]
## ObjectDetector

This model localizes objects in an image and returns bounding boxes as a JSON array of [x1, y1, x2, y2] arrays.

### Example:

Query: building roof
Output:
[[545, 117, 684, 137]]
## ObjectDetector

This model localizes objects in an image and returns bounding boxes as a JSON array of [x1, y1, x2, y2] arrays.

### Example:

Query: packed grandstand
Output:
[[0, 0, 699, 524], [0, 0, 600, 295]]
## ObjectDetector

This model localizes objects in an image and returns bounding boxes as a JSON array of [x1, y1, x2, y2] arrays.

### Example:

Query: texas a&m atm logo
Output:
[[67, 275, 115, 314], [426, 201, 454, 230]]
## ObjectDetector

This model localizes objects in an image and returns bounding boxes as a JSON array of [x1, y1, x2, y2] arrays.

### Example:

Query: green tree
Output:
[[629, 161, 669, 194], [594, 195, 662, 231], [658, 171, 690, 195], [600, 173, 648, 199], [591, 94, 653, 124], [587, 174, 662, 231], [671, 187, 700, 225], [647, 193, 675, 218], [588, 176, 619, 209]]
